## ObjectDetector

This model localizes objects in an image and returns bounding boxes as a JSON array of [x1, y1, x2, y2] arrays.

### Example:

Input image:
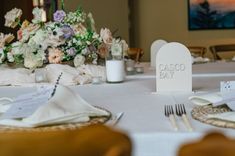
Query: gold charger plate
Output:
[[0, 106, 111, 133], [191, 104, 235, 129]]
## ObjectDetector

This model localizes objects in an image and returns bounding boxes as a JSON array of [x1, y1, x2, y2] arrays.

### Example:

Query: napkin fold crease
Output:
[[189, 92, 222, 106]]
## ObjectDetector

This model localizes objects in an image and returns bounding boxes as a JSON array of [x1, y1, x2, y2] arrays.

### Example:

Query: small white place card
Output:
[[220, 81, 235, 92], [156, 42, 192, 92], [219, 81, 235, 110]]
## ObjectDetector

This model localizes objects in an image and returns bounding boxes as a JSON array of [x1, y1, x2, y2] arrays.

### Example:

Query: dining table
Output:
[[1, 61, 235, 156]]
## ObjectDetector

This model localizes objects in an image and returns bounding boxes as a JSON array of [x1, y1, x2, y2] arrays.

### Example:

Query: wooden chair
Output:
[[209, 44, 235, 60], [0, 124, 132, 156], [127, 48, 144, 63], [178, 132, 235, 156], [187, 46, 207, 57]]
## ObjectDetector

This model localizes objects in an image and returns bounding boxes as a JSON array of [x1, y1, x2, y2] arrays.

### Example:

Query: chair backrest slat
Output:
[[209, 44, 235, 60], [187, 46, 207, 57]]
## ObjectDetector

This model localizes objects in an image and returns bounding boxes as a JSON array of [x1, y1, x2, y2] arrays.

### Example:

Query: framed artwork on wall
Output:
[[188, 0, 235, 30]]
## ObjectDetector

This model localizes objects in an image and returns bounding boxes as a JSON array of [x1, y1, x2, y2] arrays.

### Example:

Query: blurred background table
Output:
[[127, 61, 235, 79]]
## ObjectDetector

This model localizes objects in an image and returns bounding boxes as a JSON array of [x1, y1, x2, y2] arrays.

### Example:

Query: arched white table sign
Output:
[[150, 39, 167, 67], [156, 42, 192, 92]]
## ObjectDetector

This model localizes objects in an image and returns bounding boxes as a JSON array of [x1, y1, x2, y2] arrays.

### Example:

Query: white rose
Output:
[[21, 44, 34, 54], [28, 39, 38, 51], [4, 8, 22, 28], [81, 48, 88, 55], [22, 45, 44, 69], [24, 53, 43, 69], [74, 55, 85, 67], [33, 29, 47, 43], [7, 52, 14, 62], [20, 24, 40, 42], [32, 7, 45, 23], [46, 29, 65, 47], [11, 41, 24, 55], [29, 29, 48, 50]]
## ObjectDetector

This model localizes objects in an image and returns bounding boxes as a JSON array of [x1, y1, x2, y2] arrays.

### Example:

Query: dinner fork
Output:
[[175, 104, 193, 131], [164, 105, 178, 131]]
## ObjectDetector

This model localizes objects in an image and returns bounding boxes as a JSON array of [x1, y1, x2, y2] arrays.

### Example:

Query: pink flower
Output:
[[98, 43, 109, 58], [100, 28, 113, 44], [19, 23, 40, 42], [17, 29, 23, 40], [48, 48, 64, 64], [72, 24, 87, 36]]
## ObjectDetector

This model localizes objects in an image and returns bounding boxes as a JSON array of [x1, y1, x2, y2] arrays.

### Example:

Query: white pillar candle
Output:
[[106, 60, 125, 83]]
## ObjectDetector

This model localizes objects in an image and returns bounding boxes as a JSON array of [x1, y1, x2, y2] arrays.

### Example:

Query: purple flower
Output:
[[88, 44, 97, 52], [61, 25, 74, 39], [53, 10, 66, 22], [66, 48, 76, 56]]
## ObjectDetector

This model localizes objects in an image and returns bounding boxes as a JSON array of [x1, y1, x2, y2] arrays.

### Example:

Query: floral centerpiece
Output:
[[0, 4, 128, 69]]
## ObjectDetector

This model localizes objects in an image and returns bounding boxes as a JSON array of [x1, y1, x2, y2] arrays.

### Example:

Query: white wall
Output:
[[61, 0, 235, 61], [132, 0, 235, 61], [59, 0, 129, 43]]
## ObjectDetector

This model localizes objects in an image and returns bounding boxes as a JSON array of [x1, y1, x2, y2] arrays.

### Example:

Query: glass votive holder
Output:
[[126, 59, 135, 68], [135, 66, 144, 74], [92, 76, 102, 84], [126, 59, 136, 75], [35, 68, 48, 83], [126, 66, 135, 75]]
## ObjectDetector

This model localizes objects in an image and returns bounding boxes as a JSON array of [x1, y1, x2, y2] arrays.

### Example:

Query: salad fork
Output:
[[164, 105, 178, 131], [175, 104, 193, 131]]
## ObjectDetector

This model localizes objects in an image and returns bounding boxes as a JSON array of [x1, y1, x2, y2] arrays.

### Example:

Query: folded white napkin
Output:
[[189, 92, 235, 109], [189, 92, 222, 106], [0, 85, 109, 127], [189, 92, 235, 122]]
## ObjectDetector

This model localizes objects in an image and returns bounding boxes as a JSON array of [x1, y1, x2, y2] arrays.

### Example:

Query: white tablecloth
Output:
[[1, 77, 235, 156], [1, 62, 235, 156]]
